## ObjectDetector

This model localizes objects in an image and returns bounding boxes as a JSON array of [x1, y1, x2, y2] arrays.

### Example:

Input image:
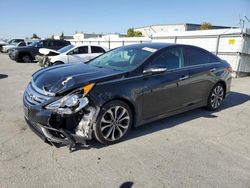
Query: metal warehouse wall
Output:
[[68, 28, 250, 76], [152, 28, 250, 76]]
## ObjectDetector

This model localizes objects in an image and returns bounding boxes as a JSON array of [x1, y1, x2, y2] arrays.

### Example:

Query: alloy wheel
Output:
[[100, 106, 130, 141], [210, 85, 224, 109]]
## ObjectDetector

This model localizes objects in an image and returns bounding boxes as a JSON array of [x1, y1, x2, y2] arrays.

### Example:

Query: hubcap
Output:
[[23, 56, 31, 63], [211, 85, 224, 109], [100, 106, 130, 141]]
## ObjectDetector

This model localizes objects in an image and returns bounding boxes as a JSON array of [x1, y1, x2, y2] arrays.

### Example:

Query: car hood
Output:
[[39, 48, 60, 55], [32, 63, 126, 94], [3, 44, 15, 48]]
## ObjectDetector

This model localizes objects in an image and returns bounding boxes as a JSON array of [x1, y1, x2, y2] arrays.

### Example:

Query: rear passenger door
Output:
[[181, 46, 217, 106], [67, 46, 89, 63]]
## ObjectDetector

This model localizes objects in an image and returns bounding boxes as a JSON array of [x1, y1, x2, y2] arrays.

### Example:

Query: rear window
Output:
[[184, 47, 219, 67], [91, 46, 106, 53]]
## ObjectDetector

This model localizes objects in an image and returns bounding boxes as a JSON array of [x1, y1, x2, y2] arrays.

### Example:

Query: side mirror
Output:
[[143, 65, 167, 75]]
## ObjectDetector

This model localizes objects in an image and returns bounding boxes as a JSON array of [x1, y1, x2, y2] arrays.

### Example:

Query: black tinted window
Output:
[[18, 42, 26, 46], [14, 39, 24, 43], [48, 41, 55, 47], [57, 41, 68, 46], [37, 41, 48, 47], [79, 46, 88, 54], [184, 47, 218, 66], [151, 48, 183, 70], [70, 46, 88, 54], [91, 46, 105, 53]]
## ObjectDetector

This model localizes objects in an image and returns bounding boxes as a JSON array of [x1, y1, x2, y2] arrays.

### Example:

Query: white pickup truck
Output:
[[37, 44, 108, 67]]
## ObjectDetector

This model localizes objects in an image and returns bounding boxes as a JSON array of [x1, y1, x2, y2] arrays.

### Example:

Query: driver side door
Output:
[[142, 47, 189, 120], [67, 46, 89, 63]]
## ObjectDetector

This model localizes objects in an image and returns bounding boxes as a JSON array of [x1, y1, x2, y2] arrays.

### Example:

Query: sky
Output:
[[0, 0, 249, 39]]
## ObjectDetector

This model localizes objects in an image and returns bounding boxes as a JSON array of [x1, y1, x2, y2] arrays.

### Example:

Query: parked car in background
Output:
[[2, 41, 27, 53], [0, 40, 7, 52], [23, 43, 232, 149], [0, 39, 24, 52], [8, 39, 71, 63], [37, 44, 108, 67]]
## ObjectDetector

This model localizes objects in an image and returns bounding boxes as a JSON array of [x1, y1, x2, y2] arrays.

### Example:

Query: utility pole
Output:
[[240, 18, 245, 33]]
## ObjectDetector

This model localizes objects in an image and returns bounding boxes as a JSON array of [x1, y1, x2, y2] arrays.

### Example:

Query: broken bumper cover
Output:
[[35, 55, 50, 67], [25, 117, 86, 146], [23, 95, 94, 148]]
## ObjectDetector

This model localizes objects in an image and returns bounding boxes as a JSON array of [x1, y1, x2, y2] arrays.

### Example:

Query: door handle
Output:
[[210, 68, 216, 72], [179, 75, 189, 81]]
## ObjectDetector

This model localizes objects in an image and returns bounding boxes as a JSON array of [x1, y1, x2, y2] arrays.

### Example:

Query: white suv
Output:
[[38, 44, 108, 66]]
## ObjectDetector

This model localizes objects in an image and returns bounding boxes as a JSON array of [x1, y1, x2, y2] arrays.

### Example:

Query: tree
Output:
[[60, 32, 65, 40], [31, 33, 40, 39], [200, 22, 212, 30], [126, 28, 143, 37], [50, 35, 55, 39]]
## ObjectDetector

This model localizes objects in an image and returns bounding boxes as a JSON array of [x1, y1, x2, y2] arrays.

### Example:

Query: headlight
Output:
[[45, 83, 95, 115]]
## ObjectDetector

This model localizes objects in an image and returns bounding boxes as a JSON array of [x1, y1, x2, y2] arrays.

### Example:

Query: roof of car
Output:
[[123, 42, 177, 50]]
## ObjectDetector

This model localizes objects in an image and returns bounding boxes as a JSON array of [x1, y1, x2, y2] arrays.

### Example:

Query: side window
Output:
[[69, 46, 88, 55], [37, 41, 48, 47], [18, 42, 26, 46], [57, 41, 66, 46], [151, 48, 183, 70], [184, 47, 212, 66], [209, 54, 219, 63], [78, 46, 88, 54], [91, 46, 105, 53], [53, 41, 60, 46], [48, 41, 55, 47]]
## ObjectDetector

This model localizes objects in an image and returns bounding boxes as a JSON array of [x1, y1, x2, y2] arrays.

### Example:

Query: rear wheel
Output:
[[207, 83, 225, 111], [94, 100, 133, 145]]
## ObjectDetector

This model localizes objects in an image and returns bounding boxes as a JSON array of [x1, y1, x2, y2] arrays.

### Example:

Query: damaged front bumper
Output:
[[23, 84, 99, 151], [25, 117, 91, 149], [35, 55, 50, 67]]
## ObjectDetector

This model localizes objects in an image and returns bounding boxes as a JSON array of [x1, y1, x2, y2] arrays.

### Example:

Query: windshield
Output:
[[58, 45, 74, 53], [88, 46, 156, 71]]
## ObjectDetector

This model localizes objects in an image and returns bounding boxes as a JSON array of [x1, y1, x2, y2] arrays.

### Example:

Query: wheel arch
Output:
[[53, 61, 65, 65], [99, 97, 136, 127], [18, 51, 32, 59]]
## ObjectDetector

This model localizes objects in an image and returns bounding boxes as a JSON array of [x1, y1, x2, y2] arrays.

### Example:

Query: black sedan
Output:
[[23, 43, 232, 149]]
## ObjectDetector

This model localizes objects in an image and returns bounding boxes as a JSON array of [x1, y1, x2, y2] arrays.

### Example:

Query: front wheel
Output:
[[207, 83, 225, 111], [22, 55, 32, 63], [94, 100, 133, 145]]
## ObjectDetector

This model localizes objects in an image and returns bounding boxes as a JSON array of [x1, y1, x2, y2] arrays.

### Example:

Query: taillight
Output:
[[226, 67, 233, 73]]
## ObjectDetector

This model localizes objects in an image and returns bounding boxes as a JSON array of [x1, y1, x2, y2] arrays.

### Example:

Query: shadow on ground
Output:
[[0, 74, 8, 79], [38, 91, 250, 151], [87, 91, 250, 149]]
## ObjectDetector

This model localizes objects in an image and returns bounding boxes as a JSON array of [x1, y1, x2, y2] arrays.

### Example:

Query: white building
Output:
[[134, 23, 231, 37]]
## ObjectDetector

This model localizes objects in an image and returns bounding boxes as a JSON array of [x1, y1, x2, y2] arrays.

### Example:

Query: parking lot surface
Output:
[[0, 53, 250, 188]]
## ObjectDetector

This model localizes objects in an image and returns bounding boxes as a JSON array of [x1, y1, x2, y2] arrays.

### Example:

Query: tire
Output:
[[207, 83, 225, 111], [94, 100, 133, 145], [22, 54, 32, 63]]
